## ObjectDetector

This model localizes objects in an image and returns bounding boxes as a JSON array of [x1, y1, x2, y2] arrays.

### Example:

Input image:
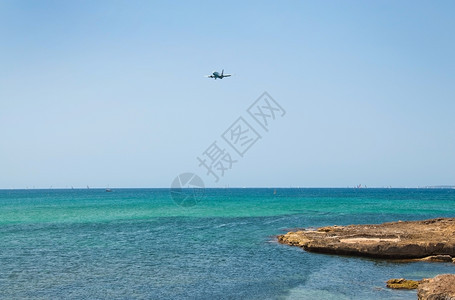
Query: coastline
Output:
[[278, 218, 455, 299]]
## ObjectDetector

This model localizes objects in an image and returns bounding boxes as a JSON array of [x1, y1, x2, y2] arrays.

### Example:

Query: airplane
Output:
[[205, 69, 232, 80]]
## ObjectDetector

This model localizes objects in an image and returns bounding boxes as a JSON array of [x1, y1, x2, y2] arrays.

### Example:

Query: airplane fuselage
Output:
[[206, 70, 231, 80], [213, 72, 223, 79]]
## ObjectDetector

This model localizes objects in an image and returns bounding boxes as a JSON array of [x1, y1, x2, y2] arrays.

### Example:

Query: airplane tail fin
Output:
[[221, 69, 224, 76]]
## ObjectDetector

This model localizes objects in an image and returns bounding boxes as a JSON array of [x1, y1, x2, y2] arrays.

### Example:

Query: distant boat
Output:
[[105, 188, 112, 192]]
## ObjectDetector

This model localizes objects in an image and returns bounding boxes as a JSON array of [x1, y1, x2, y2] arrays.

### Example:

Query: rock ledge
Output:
[[277, 218, 455, 259]]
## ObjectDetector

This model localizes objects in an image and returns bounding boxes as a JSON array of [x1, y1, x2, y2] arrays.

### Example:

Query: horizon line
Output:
[[1, 186, 454, 191]]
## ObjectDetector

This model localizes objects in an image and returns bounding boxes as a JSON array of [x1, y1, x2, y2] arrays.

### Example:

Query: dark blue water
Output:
[[0, 188, 454, 299]]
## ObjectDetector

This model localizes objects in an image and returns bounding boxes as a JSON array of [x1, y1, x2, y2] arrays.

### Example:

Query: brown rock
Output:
[[386, 278, 420, 289], [277, 218, 455, 259], [420, 255, 453, 262], [418, 274, 455, 300]]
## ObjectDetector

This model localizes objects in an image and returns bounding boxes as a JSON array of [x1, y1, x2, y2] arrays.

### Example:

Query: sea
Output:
[[1, 188, 454, 300]]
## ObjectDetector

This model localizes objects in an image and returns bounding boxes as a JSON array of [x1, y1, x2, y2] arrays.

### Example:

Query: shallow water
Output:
[[1, 188, 454, 299]]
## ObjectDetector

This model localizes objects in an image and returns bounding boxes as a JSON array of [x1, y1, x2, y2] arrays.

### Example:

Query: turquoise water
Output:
[[1, 188, 454, 299]]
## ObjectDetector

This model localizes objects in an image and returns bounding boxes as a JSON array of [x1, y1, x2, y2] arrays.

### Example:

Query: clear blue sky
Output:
[[1, 1, 454, 188]]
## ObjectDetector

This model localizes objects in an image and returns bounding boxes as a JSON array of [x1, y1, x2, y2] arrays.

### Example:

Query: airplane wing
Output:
[[204, 75, 215, 78], [223, 74, 232, 77]]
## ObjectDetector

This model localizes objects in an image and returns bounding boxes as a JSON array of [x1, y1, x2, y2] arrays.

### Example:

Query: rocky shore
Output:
[[386, 275, 455, 299], [277, 218, 455, 259], [418, 274, 455, 300], [278, 218, 455, 299]]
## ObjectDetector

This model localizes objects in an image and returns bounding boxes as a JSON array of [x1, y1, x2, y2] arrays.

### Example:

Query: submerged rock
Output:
[[277, 218, 455, 259], [386, 278, 420, 289], [417, 274, 455, 300]]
